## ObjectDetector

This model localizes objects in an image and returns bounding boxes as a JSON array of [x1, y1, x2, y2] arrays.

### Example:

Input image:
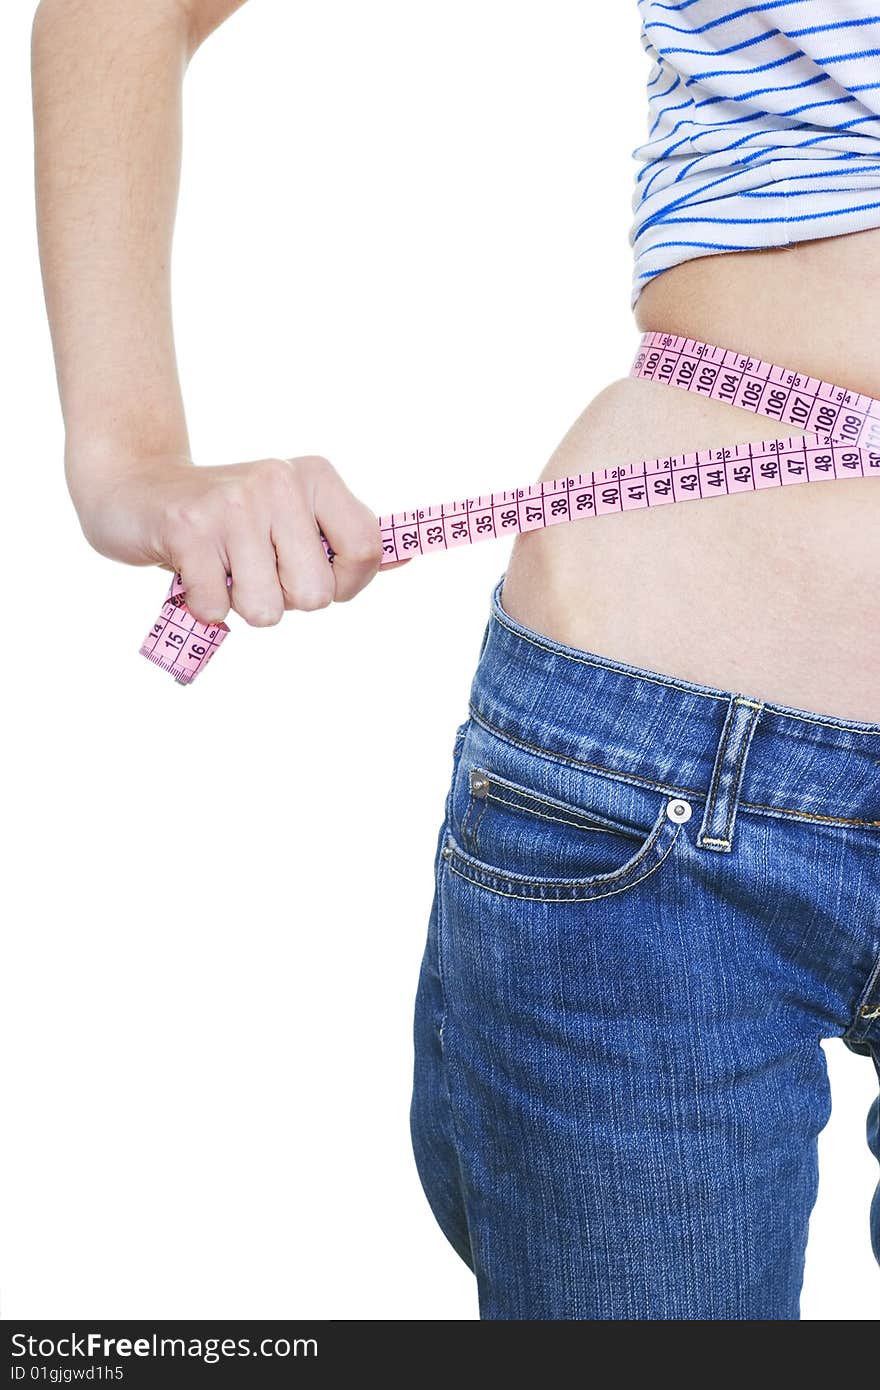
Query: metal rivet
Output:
[[469, 771, 491, 797], [442, 842, 453, 859], [666, 798, 692, 824]]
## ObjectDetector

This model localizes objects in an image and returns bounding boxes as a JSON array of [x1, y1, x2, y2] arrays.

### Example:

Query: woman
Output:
[[409, 3, 880, 1320], [32, 0, 879, 1320]]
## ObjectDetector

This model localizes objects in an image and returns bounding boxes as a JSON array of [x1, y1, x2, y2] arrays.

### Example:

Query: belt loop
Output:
[[697, 695, 765, 853]]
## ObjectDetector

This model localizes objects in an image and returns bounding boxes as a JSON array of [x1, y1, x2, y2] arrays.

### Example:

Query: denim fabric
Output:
[[410, 573, 880, 1320]]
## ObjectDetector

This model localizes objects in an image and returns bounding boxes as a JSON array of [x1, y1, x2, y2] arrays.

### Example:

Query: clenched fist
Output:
[[69, 451, 406, 627]]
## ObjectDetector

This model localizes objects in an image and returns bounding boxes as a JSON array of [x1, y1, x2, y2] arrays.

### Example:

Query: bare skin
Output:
[[502, 231, 880, 723], [32, 2, 877, 720], [31, 0, 397, 633]]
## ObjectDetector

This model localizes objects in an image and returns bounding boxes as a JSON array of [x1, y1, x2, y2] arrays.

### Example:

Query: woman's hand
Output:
[[69, 452, 397, 627]]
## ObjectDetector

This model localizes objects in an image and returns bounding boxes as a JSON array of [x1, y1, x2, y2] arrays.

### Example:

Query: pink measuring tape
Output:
[[140, 330, 880, 683]]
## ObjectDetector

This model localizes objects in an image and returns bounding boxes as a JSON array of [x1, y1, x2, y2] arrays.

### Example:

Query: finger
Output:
[[313, 470, 383, 602], [271, 506, 337, 612], [225, 523, 287, 627], [175, 545, 232, 625]]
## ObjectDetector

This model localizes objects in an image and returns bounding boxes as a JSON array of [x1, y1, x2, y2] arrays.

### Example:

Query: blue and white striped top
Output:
[[630, 1, 880, 307]]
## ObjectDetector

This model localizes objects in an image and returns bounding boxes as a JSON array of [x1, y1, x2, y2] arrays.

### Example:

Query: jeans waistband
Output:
[[467, 576, 880, 834]]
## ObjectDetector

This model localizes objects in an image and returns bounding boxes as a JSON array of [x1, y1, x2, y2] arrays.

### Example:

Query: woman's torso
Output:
[[500, 227, 880, 722]]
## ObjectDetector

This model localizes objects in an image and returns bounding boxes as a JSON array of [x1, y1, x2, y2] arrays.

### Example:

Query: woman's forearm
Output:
[[31, 0, 231, 508], [30, 0, 387, 624]]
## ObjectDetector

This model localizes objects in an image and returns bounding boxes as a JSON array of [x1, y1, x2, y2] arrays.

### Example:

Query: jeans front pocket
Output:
[[444, 720, 691, 904]]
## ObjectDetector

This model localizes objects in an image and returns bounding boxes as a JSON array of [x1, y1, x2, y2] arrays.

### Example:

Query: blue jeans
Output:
[[410, 574, 880, 1320]]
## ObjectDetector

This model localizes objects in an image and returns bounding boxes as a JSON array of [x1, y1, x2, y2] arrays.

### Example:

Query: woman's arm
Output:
[[31, 0, 385, 627]]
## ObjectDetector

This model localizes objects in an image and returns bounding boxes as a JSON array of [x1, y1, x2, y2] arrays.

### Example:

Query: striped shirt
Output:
[[629, 1, 880, 307]]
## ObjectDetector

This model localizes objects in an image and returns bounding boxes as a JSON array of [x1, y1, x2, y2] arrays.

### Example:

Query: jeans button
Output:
[[666, 797, 693, 824]]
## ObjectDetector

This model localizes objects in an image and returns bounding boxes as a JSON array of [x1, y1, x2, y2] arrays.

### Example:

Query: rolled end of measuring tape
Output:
[[142, 533, 336, 683], [140, 572, 230, 684]]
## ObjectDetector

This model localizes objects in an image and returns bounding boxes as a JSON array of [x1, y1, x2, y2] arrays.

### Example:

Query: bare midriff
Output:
[[500, 228, 880, 723]]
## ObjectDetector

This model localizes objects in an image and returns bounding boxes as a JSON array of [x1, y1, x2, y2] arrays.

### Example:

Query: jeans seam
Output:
[[460, 787, 476, 855], [443, 800, 678, 896], [447, 803, 669, 889], [469, 704, 880, 829], [490, 594, 880, 737], [472, 790, 490, 856], [469, 766, 649, 837], [845, 949, 880, 1041], [437, 720, 470, 1029], [700, 698, 736, 838], [739, 800, 880, 829], [433, 849, 479, 1268], [469, 703, 705, 799], [446, 823, 681, 903], [452, 721, 474, 852], [482, 788, 638, 837], [722, 703, 765, 843]]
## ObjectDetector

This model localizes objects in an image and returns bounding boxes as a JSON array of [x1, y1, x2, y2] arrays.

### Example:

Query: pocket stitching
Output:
[[469, 703, 703, 801], [472, 785, 490, 856], [467, 764, 650, 839], [445, 799, 678, 899], [436, 719, 471, 1036], [447, 821, 682, 903], [479, 786, 641, 838]]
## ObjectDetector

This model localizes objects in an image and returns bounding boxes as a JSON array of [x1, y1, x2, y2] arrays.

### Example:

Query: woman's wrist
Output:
[[64, 435, 193, 524], [65, 428, 192, 479]]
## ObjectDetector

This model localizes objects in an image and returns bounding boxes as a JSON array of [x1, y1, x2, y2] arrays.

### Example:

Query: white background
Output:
[[3, 0, 878, 1320]]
